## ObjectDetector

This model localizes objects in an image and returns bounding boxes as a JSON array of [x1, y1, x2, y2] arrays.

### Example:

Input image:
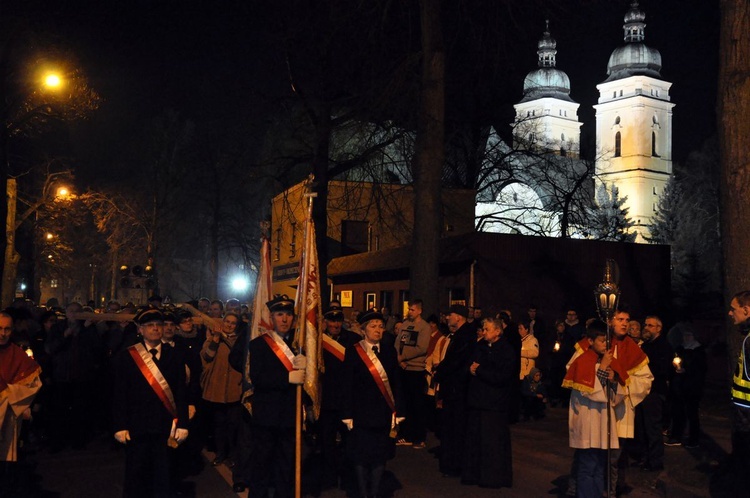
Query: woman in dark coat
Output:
[[462, 316, 515, 488], [341, 310, 404, 498]]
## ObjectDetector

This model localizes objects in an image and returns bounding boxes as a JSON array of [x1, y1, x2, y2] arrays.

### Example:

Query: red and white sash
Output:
[[262, 332, 295, 372], [128, 343, 177, 418], [354, 341, 396, 415], [322, 334, 346, 362]]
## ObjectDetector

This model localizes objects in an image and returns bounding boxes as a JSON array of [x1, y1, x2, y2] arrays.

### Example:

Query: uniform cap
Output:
[[134, 308, 164, 325], [358, 309, 384, 325], [266, 294, 295, 313], [324, 306, 345, 321]]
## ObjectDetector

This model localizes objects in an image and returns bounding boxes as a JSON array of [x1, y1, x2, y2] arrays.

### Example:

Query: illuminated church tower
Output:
[[514, 22, 582, 157], [594, 1, 674, 238]]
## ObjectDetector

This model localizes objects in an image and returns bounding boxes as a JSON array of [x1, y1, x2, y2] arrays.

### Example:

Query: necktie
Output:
[[372, 345, 379, 356], [149, 348, 158, 361]]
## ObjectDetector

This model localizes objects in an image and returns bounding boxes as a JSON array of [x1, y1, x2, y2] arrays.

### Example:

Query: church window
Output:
[[561, 133, 566, 141], [656, 89, 660, 97], [529, 133, 536, 143], [653, 203, 657, 212], [614, 132, 621, 157], [613, 91, 617, 98], [653, 186, 658, 195], [619, 90, 623, 97], [527, 110, 530, 117], [560, 147, 567, 157], [652, 132, 659, 157], [565, 110, 568, 117]]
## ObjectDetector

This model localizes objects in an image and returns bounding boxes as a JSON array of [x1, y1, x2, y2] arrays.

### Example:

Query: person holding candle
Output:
[[667, 329, 707, 448]]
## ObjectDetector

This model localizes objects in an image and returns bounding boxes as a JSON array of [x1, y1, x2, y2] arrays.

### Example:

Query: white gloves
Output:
[[342, 419, 353, 431], [114, 430, 131, 444], [174, 428, 189, 444], [292, 354, 307, 370], [289, 370, 305, 384]]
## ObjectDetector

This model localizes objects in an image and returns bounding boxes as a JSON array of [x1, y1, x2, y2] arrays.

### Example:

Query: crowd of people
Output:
[[0, 290, 728, 498]]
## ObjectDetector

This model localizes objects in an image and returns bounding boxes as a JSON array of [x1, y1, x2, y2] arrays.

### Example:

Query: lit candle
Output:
[[554, 341, 561, 352], [673, 356, 682, 368]]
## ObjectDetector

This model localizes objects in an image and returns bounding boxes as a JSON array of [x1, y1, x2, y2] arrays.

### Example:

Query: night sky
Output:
[[4, 0, 721, 187]]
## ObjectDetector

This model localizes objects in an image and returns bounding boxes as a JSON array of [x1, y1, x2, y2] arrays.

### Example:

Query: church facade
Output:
[[497, 1, 674, 241]]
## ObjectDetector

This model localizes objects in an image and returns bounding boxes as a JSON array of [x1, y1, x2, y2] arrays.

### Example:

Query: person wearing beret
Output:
[[341, 310, 405, 498], [319, 306, 362, 490], [247, 295, 307, 498], [112, 309, 189, 498]]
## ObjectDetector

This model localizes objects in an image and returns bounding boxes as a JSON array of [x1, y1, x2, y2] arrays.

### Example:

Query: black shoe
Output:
[[232, 482, 247, 492], [664, 438, 682, 447]]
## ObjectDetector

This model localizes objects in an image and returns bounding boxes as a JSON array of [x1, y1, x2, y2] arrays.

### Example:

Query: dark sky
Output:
[[5, 0, 721, 184]]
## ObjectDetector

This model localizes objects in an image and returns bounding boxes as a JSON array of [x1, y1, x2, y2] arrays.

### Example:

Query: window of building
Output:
[[615, 116, 621, 126], [448, 287, 466, 307], [614, 132, 621, 157], [364, 292, 377, 311], [613, 91, 617, 98], [50, 279, 58, 288], [341, 220, 369, 256], [380, 291, 393, 312], [653, 203, 657, 212], [619, 89, 623, 97], [653, 186, 658, 195], [652, 132, 659, 157]]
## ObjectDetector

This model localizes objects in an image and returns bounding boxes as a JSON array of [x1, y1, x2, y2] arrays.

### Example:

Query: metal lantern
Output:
[[594, 259, 621, 322]]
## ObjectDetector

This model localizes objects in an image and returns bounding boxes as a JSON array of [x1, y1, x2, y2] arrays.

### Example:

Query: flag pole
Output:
[[294, 178, 317, 498]]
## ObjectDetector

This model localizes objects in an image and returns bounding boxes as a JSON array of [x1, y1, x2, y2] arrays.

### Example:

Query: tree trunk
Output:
[[2, 178, 19, 307], [718, 0, 750, 430], [409, 0, 445, 317]]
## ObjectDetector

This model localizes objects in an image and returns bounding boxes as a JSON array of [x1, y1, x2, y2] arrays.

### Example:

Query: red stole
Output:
[[128, 344, 177, 418], [353, 342, 396, 414], [262, 333, 295, 372], [0, 343, 41, 392], [611, 335, 649, 374], [322, 333, 346, 362]]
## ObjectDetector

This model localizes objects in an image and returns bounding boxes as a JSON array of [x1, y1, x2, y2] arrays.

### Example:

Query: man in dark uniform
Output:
[[112, 308, 189, 498], [434, 304, 476, 477], [319, 306, 361, 490], [247, 295, 306, 498]]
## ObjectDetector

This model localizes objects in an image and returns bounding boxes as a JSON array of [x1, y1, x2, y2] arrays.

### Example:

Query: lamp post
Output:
[[593, 259, 621, 498]]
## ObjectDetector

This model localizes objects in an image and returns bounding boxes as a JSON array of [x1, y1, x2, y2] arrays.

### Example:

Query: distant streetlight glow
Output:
[[56, 187, 69, 197], [44, 73, 62, 88], [45, 232, 54, 240], [231, 275, 250, 293]]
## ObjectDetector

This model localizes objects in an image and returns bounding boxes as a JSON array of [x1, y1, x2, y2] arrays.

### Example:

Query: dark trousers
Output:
[[207, 401, 242, 461], [639, 393, 665, 467], [577, 448, 606, 498], [671, 392, 701, 444], [439, 398, 466, 475], [124, 434, 171, 498], [248, 425, 295, 498], [233, 409, 253, 484], [461, 409, 512, 488], [319, 408, 349, 488], [400, 370, 427, 443]]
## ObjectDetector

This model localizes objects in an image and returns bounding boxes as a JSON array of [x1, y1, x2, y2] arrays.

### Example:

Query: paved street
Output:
[[6, 376, 730, 498]]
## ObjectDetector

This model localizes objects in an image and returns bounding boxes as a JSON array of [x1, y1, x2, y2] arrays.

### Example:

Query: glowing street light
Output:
[[231, 275, 250, 293], [44, 73, 62, 89], [45, 232, 54, 240]]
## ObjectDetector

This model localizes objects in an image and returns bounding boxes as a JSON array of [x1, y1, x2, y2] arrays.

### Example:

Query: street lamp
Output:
[[44, 73, 62, 89], [593, 258, 621, 498]]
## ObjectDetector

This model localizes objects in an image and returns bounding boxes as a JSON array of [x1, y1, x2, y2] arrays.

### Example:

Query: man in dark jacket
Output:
[[112, 309, 189, 497], [247, 295, 306, 498], [434, 304, 475, 477], [319, 306, 361, 490], [637, 315, 673, 471]]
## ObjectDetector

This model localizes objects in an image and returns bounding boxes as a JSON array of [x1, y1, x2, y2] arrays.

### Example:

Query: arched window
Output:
[[615, 116, 621, 126], [652, 132, 659, 157], [614, 132, 621, 157]]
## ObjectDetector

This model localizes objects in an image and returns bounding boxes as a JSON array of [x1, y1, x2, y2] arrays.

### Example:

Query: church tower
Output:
[[594, 1, 674, 238], [513, 22, 582, 158]]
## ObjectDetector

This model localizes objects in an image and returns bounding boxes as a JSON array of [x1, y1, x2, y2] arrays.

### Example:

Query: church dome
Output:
[[605, 2, 662, 82], [521, 22, 574, 103]]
